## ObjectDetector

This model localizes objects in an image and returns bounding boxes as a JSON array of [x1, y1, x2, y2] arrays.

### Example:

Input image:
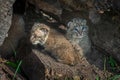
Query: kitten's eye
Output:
[[40, 28, 44, 31], [74, 26, 79, 30], [74, 27, 80, 33], [43, 29, 47, 33], [81, 26, 85, 31], [40, 28, 46, 32]]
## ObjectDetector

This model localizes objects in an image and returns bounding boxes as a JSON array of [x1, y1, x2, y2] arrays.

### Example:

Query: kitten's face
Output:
[[66, 18, 88, 39], [30, 23, 50, 45]]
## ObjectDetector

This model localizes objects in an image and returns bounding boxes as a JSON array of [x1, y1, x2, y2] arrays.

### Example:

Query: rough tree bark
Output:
[[0, 0, 15, 46]]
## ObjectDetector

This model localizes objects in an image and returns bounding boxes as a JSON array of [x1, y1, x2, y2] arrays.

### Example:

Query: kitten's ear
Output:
[[81, 19, 87, 25], [67, 22, 73, 28], [68, 20, 78, 28], [72, 18, 78, 23]]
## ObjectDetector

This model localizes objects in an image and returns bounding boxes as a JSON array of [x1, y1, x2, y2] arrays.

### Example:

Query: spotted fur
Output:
[[66, 18, 91, 56]]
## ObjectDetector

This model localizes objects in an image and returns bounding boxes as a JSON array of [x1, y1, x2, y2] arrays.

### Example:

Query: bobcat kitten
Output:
[[66, 18, 91, 56], [30, 23, 80, 65]]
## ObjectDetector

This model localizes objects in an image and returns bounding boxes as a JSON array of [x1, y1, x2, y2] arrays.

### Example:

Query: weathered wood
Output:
[[19, 39, 112, 80], [89, 15, 120, 62], [0, 14, 25, 58], [27, 0, 62, 17], [0, 0, 15, 46], [0, 0, 26, 58]]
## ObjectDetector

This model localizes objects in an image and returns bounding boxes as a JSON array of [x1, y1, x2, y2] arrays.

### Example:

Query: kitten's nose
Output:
[[75, 28, 83, 35], [78, 31, 83, 35]]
